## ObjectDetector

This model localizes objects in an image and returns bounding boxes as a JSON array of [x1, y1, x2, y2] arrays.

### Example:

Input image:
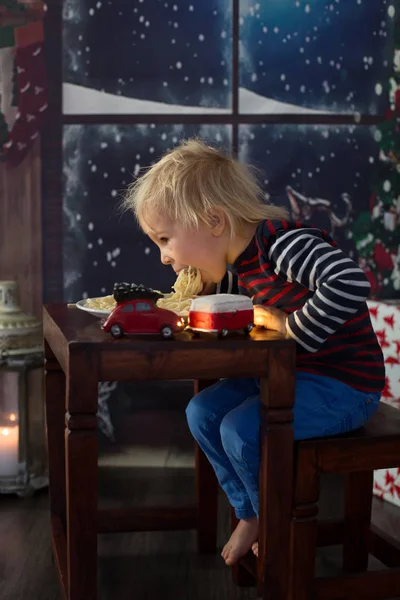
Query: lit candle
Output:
[[0, 415, 19, 477]]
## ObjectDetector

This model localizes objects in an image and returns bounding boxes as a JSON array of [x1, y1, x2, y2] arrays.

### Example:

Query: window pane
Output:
[[136, 302, 152, 312], [63, 0, 232, 114], [239, 1, 394, 114], [121, 304, 134, 313], [63, 124, 231, 302], [239, 122, 379, 262]]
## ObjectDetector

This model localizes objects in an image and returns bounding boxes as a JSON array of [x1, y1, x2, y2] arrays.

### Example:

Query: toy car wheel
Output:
[[219, 328, 229, 338], [161, 325, 173, 339], [110, 324, 124, 338], [244, 323, 253, 335]]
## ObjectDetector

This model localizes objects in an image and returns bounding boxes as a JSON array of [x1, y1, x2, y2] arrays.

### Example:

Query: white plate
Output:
[[75, 299, 112, 319]]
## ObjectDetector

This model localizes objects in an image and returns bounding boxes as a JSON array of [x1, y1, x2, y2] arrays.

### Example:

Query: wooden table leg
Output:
[[45, 341, 67, 531], [65, 349, 99, 600], [258, 348, 296, 600], [194, 380, 219, 554], [45, 341, 69, 596]]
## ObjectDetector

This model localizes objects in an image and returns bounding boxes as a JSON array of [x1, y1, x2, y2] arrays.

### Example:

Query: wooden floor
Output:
[[1, 381, 400, 600]]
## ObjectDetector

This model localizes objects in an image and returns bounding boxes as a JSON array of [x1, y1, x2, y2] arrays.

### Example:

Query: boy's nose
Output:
[[161, 252, 172, 266]]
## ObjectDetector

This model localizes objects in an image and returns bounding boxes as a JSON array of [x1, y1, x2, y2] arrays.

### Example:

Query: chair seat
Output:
[[298, 402, 400, 474]]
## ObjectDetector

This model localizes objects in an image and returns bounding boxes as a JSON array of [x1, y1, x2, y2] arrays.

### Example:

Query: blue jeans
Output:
[[186, 373, 381, 519]]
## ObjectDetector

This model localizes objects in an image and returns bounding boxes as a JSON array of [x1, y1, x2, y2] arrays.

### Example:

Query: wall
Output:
[[0, 140, 42, 318]]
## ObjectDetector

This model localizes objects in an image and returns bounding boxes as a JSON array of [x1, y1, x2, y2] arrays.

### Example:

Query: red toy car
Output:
[[102, 283, 184, 339], [188, 294, 254, 337]]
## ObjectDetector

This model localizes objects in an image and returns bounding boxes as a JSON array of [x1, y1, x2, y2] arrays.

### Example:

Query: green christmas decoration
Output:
[[353, 12, 400, 300]]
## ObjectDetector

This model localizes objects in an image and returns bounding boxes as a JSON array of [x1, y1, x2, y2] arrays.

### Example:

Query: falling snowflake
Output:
[[383, 180, 391, 192]]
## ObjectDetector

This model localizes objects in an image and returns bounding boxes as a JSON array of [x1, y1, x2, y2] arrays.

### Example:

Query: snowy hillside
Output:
[[63, 83, 332, 115]]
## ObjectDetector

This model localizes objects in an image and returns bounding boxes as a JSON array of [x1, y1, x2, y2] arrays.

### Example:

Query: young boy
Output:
[[124, 139, 385, 566]]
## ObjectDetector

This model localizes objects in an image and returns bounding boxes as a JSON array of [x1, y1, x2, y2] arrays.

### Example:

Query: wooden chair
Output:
[[235, 401, 400, 600]]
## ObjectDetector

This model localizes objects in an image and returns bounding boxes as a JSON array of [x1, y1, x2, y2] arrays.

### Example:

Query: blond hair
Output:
[[124, 138, 288, 234]]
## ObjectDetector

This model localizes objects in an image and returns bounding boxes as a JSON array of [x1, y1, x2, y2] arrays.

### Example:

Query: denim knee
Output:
[[220, 410, 245, 461], [185, 392, 214, 440], [220, 398, 260, 463]]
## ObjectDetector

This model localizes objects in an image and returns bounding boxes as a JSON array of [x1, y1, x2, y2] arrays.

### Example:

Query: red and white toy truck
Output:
[[188, 294, 254, 337]]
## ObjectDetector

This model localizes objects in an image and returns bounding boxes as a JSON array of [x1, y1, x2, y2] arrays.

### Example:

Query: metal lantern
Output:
[[0, 281, 47, 496]]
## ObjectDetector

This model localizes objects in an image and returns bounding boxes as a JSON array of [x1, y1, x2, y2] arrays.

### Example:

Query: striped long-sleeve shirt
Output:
[[233, 219, 385, 393]]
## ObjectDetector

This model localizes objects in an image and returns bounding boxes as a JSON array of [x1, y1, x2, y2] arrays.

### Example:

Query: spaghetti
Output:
[[83, 267, 202, 316], [85, 295, 116, 311], [156, 267, 202, 315]]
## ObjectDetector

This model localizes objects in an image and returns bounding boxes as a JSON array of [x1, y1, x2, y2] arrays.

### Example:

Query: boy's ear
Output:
[[209, 208, 226, 236]]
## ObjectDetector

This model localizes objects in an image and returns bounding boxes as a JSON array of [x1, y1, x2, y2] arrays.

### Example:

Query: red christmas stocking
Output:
[[4, 21, 47, 167]]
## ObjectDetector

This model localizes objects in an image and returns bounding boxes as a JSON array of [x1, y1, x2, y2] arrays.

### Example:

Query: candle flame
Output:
[[9, 414, 16, 422], [2, 428, 10, 436]]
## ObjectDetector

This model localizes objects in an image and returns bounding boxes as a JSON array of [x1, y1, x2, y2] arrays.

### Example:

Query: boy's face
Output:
[[144, 211, 228, 284]]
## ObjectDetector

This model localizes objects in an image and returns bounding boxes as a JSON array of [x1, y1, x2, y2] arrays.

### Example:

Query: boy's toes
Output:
[[251, 541, 259, 557]]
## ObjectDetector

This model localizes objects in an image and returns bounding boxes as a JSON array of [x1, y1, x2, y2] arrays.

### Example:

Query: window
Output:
[[120, 304, 134, 313], [43, 1, 395, 302], [136, 302, 152, 313]]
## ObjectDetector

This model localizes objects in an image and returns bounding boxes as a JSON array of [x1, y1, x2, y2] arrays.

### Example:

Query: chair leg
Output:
[[230, 509, 257, 587], [288, 447, 320, 600], [343, 471, 373, 573]]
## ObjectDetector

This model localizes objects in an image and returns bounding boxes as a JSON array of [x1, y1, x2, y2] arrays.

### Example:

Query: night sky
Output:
[[63, 124, 232, 301], [63, 0, 394, 113], [239, 123, 380, 258], [63, 123, 381, 301], [63, 0, 232, 110], [62, 1, 395, 301], [239, 0, 395, 113]]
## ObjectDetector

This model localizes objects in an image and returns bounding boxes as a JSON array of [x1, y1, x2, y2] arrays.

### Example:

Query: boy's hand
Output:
[[253, 305, 288, 335]]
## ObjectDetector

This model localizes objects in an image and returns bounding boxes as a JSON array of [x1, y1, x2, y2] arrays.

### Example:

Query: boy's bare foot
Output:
[[252, 541, 259, 557], [221, 517, 258, 566]]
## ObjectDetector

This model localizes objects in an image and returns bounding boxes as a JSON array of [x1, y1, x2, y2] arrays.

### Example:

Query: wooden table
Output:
[[43, 304, 296, 600]]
